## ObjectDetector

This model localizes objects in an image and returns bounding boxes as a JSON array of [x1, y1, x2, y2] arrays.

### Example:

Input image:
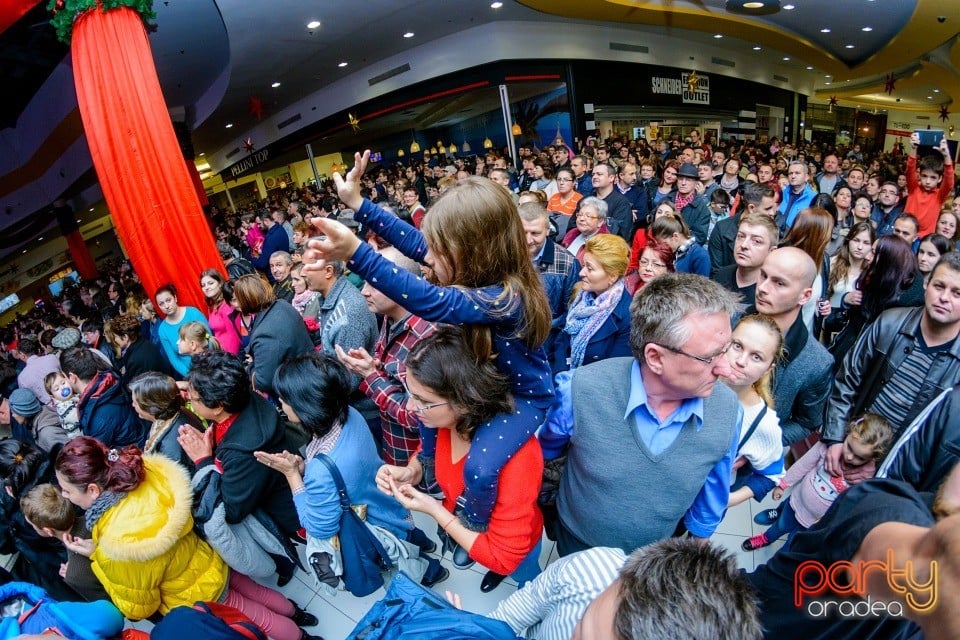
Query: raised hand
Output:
[[332, 150, 371, 210]]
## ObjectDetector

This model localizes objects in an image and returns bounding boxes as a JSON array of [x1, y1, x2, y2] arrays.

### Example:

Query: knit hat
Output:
[[9, 388, 41, 417], [51, 327, 81, 350]]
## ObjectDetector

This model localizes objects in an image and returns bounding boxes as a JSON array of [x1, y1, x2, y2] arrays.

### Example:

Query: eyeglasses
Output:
[[638, 258, 667, 269], [557, 177, 574, 183], [400, 378, 449, 414], [576, 212, 599, 220], [654, 340, 732, 365]]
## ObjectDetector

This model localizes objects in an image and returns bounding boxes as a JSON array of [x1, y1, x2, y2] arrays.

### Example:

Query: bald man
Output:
[[754, 247, 833, 445]]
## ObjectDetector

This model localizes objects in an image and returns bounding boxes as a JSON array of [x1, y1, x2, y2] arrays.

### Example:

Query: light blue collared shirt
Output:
[[539, 360, 741, 539]]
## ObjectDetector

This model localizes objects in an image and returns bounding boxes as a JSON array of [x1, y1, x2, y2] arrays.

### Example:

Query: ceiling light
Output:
[[714, 34, 724, 38], [934, 89, 941, 93], [403, 31, 415, 38], [783, 56, 790, 61], [338, 61, 348, 67], [306, 20, 320, 29], [861, 26, 872, 31], [271, 81, 281, 88], [753, 45, 762, 50], [76, 218, 82, 222], [928, 96, 934, 99], [726, 0, 780, 15], [825, 82, 831, 85], [38, 237, 43, 241], [806, 66, 814, 70], [783, 3, 795, 9], [198, 152, 205, 156], [225, 123, 233, 129], [845, 44, 855, 48], [89, 207, 94, 211], [490, 1, 503, 7], [21, 250, 27, 254], [820, 27, 831, 33]]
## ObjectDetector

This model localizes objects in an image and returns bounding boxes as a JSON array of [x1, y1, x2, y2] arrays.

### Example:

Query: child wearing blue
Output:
[[305, 151, 554, 555]]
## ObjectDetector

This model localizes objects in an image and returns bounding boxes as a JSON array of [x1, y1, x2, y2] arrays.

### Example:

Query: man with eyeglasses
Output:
[[539, 273, 743, 556], [753, 247, 834, 446], [589, 162, 633, 243], [872, 181, 904, 236]]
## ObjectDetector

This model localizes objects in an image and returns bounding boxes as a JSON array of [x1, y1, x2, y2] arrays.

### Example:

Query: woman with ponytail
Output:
[[720, 315, 786, 508], [55, 437, 317, 639]]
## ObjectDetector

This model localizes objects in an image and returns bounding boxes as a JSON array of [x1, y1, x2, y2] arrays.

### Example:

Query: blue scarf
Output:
[[564, 280, 625, 368]]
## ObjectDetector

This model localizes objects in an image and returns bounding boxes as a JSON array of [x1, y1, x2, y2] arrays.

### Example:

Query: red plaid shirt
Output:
[[359, 314, 437, 465]]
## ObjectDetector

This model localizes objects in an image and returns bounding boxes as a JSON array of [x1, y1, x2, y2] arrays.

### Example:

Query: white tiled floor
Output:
[[39, 486, 777, 638], [119, 498, 785, 639]]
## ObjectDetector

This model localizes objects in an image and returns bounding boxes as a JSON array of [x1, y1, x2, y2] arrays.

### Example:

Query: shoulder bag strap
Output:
[[313, 453, 351, 510], [738, 405, 768, 452]]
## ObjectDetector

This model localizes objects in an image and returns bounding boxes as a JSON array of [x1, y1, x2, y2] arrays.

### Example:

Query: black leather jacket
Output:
[[879, 385, 960, 492], [824, 306, 960, 444]]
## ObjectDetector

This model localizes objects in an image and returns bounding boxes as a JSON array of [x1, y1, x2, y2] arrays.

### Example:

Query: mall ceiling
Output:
[[1, 0, 958, 261]]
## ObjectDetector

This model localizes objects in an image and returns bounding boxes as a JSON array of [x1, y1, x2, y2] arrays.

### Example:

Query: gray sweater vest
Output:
[[557, 357, 739, 551]]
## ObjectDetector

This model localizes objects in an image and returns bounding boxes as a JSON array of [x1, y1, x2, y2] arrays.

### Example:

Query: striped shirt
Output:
[[489, 546, 625, 640], [870, 336, 954, 438]]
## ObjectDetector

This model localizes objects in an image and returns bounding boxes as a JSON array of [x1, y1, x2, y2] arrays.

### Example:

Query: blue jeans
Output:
[[509, 541, 543, 588], [419, 398, 548, 530], [764, 500, 804, 545]]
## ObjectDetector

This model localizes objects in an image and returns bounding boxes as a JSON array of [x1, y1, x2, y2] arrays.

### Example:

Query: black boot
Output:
[[300, 631, 324, 640], [480, 570, 507, 593], [290, 599, 318, 627]]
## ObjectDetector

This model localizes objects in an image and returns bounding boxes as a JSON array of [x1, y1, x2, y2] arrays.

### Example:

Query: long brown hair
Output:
[[828, 222, 875, 298], [780, 207, 834, 270], [421, 177, 551, 359]]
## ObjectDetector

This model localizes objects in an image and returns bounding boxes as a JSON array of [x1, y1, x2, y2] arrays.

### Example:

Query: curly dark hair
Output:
[[186, 350, 250, 414]]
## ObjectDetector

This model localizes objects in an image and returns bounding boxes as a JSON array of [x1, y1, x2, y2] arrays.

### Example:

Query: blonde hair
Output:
[[178, 321, 221, 352], [734, 314, 784, 408], [584, 234, 630, 279], [848, 413, 894, 459], [21, 483, 75, 532]]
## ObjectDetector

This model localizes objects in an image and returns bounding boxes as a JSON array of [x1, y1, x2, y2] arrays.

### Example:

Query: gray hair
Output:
[[629, 272, 742, 360], [615, 537, 761, 640], [270, 251, 293, 265], [788, 160, 809, 175], [518, 202, 549, 223], [578, 196, 607, 220]]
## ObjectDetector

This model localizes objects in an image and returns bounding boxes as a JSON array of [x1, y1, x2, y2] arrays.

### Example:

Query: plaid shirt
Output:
[[360, 313, 437, 465]]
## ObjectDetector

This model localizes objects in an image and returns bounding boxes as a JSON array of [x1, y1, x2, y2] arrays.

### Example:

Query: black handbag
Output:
[[312, 453, 392, 596]]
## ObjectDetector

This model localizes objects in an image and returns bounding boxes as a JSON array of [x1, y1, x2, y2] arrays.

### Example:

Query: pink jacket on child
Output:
[[778, 441, 876, 528]]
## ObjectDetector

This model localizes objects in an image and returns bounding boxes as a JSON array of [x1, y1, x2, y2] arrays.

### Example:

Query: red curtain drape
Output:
[[64, 230, 98, 280], [71, 6, 224, 312], [187, 159, 210, 207]]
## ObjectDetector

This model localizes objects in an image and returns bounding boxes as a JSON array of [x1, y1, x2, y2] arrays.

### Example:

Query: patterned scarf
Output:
[[675, 190, 695, 212], [304, 419, 344, 462], [84, 489, 127, 532], [291, 289, 318, 315], [564, 280, 625, 368]]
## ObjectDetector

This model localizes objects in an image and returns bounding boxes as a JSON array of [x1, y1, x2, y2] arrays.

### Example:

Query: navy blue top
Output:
[[352, 199, 554, 404]]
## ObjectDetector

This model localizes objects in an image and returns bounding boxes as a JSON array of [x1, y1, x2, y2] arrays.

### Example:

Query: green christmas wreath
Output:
[[47, 0, 156, 44]]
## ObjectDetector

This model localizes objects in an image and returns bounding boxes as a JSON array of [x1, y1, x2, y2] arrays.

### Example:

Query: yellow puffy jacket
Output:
[[90, 454, 228, 620]]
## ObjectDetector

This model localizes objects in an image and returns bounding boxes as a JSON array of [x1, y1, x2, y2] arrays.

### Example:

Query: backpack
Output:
[[346, 572, 522, 640], [150, 602, 268, 640]]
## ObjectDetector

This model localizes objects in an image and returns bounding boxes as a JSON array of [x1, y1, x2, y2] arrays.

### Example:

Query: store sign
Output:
[[222, 148, 272, 180], [651, 72, 711, 105]]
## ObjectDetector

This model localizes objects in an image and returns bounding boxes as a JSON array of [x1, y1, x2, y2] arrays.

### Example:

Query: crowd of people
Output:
[[0, 127, 958, 639]]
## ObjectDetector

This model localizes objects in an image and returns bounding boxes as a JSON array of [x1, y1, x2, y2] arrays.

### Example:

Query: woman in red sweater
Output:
[[376, 326, 543, 594]]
